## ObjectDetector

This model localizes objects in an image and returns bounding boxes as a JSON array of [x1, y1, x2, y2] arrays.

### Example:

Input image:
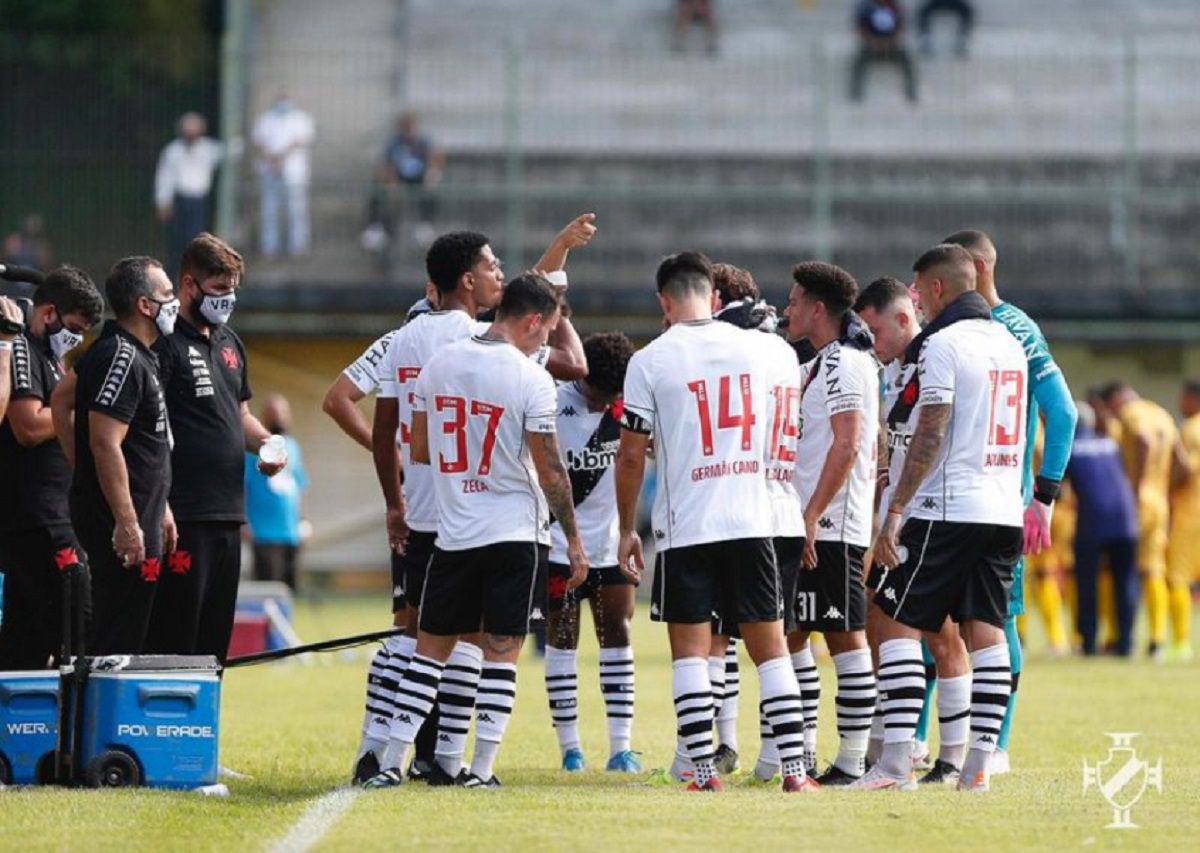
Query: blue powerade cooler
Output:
[[80, 655, 221, 789], [0, 671, 59, 785]]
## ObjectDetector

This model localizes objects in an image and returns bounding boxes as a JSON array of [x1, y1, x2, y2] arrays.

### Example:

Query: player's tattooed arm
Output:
[[530, 431, 578, 538], [530, 429, 590, 587], [887, 402, 951, 516]]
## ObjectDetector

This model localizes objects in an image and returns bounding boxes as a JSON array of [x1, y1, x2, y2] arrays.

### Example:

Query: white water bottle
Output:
[[259, 434, 288, 466]]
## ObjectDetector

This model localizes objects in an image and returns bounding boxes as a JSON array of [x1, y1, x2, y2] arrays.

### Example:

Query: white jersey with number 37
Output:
[[413, 335, 558, 551], [622, 320, 777, 550], [912, 319, 1028, 526]]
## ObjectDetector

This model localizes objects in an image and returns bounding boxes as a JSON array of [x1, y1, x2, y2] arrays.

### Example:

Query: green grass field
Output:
[[2, 597, 1197, 852]]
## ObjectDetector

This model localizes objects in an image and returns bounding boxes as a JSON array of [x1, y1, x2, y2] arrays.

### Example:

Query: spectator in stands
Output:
[[1065, 401, 1138, 657], [252, 94, 316, 259], [917, 0, 974, 58], [3, 214, 53, 273], [672, 0, 718, 56], [364, 112, 446, 252], [245, 394, 309, 590], [850, 0, 918, 104], [155, 113, 223, 277]]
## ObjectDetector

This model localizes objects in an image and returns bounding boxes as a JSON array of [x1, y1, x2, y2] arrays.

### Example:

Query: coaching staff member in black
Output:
[[0, 266, 103, 668], [62, 257, 179, 655], [146, 233, 284, 663]]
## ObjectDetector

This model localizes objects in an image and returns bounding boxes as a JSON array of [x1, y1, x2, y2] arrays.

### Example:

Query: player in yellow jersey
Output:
[[1166, 380, 1200, 661], [1022, 423, 1073, 654], [1099, 382, 1180, 660]]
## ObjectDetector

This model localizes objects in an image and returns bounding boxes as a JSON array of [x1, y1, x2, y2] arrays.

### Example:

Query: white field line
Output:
[[266, 788, 360, 853]]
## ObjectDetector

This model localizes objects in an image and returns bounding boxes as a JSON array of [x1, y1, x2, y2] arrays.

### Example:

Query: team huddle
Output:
[[335, 214, 1076, 793]]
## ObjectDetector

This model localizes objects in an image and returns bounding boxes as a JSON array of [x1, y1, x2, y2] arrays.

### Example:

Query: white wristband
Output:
[[543, 270, 568, 289], [0, 340, 13, 351]]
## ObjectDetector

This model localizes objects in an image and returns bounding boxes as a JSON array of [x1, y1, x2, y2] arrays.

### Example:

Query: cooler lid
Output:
[[84, 655, 222, 674]]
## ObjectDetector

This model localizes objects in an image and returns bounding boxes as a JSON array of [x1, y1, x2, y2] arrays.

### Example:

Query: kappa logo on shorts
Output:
[[921, 498, 938, 510], [818, 517, 835, 530], [654, 529, 665, 540], [883, 587, 898, 602], [559, 405, 578, 417], [530, 607, 545, 622], [824, 606, 843, 620], [650, 602, 660, 617]]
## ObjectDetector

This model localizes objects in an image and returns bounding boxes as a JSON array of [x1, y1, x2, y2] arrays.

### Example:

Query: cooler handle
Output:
[[0, 684, 58, 701], [137, 684, 199, 706]]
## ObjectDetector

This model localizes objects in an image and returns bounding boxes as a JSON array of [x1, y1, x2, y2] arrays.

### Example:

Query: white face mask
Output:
[[199, 291, 236, 326], [49, 325, 83, 360], [155, 298, 181, 336]]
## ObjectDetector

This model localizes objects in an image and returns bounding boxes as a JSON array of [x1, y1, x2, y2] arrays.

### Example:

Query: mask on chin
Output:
[[155, 298, 181, 336], [199, 290, 236, 326]]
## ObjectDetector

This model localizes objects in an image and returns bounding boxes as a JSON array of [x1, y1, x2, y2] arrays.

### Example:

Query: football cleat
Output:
[[912, 740, 934, 772], [957, 769, 990, 792], [407, 758, 435, 782], [425, 763, 468, 787], [685, 777, 725, 792], [648, 768, 688, 786], [361, 768, 404, 789], [352, 751, 381, 786], [605, 750, 644, 773], [847, 764, 918, 791], [751, 760, 781, 784], [918, 759, 961, 786], [989, 748, 1011, 775], [782, 774, 820, 793], [462, 773, 502, 789], [562, 748, 586, 772], [713, 744, 740, 775], [814, 764, 862, 787]]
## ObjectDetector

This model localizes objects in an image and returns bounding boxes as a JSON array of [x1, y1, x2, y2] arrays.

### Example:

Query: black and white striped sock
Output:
[[791, 646, 821, 771], [715, 639, 740, 751], [434, 641, 483, 776], [470, 662, 518, 780], [546, 646, 580, 753], [968, 644, 1011, 753], [832, 648, 877, 776], [758, 656, 807, 780], [673, 657, 716, 784], [599, 646, 635, 755], [877, 638, 925, 777], [381, 652, 444, 771]]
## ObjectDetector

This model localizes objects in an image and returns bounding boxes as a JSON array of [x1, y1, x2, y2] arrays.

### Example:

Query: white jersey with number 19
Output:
[[912, 319, 1028, 526], [413, 335, 559, 551], [621, 320, 776, 551]]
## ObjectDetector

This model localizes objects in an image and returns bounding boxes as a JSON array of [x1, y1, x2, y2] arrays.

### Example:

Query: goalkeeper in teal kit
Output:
[[926, 230, 1077, 773]]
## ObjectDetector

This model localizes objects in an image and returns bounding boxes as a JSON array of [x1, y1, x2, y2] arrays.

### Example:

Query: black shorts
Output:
[[795, 541, 867, 633], [548, 562, 633, 609], [0, 525, 83, 670], [873, 519, 1021, 632], [419, 541, 548, 637], [394, 530, 436, 612], [652, 538, 782, 627], [865, 561, 888, 593], [718, 536, 804, 638]]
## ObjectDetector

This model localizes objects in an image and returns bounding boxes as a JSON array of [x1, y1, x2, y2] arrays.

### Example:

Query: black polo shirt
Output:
[[0, 330, 71, 534], [71, 321, 171, 551], [153, 316, 252, 523]]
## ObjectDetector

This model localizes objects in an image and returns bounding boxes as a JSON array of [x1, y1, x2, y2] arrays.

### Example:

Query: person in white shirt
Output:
[[251, 95, 315, 257], [353, 219, 591, 786], [365, 274, 588, 789], [543, 331, 642, 774], [155, 112, 223, 276], [615, 251, 814, 793], [782, 262, 880, 786], [855, 276, 972, 786], [861, 243, 1028, 793]]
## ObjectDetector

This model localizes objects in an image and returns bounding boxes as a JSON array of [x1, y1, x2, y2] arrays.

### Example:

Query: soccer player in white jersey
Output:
[[355, 220, 592, 784], [544, 331, 642, 773], [364, 274, 589, 789], [862, 244, 1028, 792], [856, 277, 973, 786], [615, 252, 814, 793], [782, 262, 880, 785]]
